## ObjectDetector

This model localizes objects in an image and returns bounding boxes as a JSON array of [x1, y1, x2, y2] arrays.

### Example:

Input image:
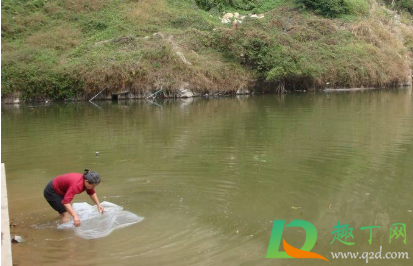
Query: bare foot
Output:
[[60, 212, 71, 224]]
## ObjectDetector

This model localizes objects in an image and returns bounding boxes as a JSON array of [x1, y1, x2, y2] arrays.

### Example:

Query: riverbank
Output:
[[2, 0, 413, 102], [2, 85, 412, 104]]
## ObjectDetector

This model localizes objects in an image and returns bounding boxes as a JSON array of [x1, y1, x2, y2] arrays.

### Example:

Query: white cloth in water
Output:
[[57, 201, 144, 239]]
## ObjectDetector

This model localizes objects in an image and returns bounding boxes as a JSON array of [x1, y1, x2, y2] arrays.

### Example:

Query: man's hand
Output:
[[73, 215, 81, 227], [98, 205, 105, 214]]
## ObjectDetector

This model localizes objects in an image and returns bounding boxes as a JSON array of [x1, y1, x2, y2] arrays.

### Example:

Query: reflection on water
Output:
[[2, 89, 413, 266]]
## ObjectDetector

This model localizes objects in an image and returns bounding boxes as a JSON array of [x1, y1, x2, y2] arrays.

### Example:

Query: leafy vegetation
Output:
[[295, 0, 369, 17], [383, 0, 413, 14]]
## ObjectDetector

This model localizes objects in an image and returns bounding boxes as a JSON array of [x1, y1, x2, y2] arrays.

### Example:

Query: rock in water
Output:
[[12, 235, 23, 243]]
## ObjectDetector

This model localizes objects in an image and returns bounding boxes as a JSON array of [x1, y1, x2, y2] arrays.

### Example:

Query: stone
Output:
[[236, 88, 250, 95], [178, 82, 194, 98], [1, 92, 21, 104], [221, 17, 231, 24], [179, 88, 194, 98], [250, 14, 264, 19], [12, 235, 23, 243], [223, 13, 234, 19]]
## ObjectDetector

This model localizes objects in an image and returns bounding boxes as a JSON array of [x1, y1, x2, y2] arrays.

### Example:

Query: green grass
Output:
[[1, 0, 413, 101]]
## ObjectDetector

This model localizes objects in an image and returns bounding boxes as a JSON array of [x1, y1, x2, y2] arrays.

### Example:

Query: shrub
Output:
[[394, 0, 413, 14], [194, 0, 256, 11], [242, 38, 273, 73], [296, 0, 349, 17], [345, 0, 369, 15], [296, 0, 368, 17]]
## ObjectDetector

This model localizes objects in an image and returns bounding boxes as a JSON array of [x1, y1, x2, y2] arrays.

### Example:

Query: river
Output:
[[2, 89, 413, 266]]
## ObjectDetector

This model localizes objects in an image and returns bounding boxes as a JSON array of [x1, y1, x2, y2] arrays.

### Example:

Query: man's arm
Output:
[[90, 193, 105, 214], [63, 203, 81, 227]]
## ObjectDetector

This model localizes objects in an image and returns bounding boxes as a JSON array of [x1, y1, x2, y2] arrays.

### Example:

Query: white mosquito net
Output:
[[57, 201, 144, 239]]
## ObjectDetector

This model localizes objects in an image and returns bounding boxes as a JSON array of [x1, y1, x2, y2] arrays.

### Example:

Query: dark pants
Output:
[[43, 181, 66, 214]]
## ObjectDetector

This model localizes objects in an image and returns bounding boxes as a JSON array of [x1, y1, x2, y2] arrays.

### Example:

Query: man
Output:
[[44, 169, 105, 227]]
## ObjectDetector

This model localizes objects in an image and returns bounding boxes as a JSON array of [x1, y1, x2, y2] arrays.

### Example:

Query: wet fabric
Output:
[[57, 201, 144, 239]]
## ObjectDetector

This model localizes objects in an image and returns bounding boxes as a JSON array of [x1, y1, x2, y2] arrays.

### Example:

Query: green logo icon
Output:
[[266, 219, 328, 261]]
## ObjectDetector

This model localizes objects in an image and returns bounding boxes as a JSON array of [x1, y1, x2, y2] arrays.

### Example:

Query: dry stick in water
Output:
[[89, 87, 108, 102]]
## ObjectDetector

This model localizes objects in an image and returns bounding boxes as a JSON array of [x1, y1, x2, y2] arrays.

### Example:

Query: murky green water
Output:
[[2, 89, 413, 266]]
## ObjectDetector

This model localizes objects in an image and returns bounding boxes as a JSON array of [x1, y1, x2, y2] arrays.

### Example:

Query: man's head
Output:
[[83, 169, 101, 189]]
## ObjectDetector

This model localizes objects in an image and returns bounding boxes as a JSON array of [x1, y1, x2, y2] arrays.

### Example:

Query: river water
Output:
[[2, 89, 413, 266]]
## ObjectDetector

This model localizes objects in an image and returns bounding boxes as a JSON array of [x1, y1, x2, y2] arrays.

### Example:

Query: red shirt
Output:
[[52, 173, 96, 204]]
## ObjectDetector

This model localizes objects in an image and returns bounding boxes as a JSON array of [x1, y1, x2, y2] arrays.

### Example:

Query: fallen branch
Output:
[[89, 87, 107, 102]]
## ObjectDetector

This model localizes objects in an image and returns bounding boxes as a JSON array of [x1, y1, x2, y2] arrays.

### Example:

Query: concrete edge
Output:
[[1, 163, 13, 266]]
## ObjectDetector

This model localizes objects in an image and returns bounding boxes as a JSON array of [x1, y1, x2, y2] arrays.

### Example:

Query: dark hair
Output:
[[83, 169, 101, 184]]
